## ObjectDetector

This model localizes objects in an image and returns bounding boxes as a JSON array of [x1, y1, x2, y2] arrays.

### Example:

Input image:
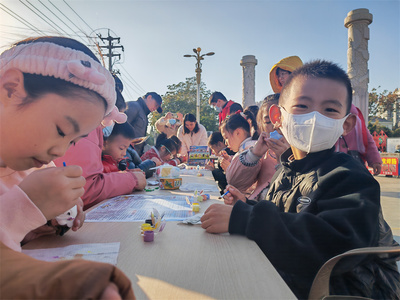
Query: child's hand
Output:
[[220, 157, 231, 171], [131, 171, 146, 190], [71, 198, 85, 231], [266, 136, 290, 159], [223, 185, 246, 205], [151, 157, 162, 166], [252, 132, 270, 157], [201, 204, 232, 233], [220, 151, 232, 162], [204, 160, 215, 170], [21, 224, 57, 245], [19, 166, 85, 220]]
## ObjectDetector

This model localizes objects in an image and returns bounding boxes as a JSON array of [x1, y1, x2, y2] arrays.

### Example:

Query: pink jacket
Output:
[[0, 166, 48, 252], [54, 126, 138, 210], [335, 105, 382, 166], [226, 149, 277, 199]]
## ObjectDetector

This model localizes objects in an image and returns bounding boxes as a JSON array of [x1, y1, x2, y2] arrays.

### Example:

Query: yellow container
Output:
[[159, 177, 182, 190]]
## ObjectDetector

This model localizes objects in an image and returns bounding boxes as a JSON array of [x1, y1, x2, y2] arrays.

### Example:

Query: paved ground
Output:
[[376, 175, 400, 243]]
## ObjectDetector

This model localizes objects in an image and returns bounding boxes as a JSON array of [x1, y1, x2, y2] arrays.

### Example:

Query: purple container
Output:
[[143, 230, 154, 242]]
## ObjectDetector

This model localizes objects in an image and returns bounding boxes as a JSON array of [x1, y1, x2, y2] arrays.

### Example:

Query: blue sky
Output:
[[1, 0, 399, 105]]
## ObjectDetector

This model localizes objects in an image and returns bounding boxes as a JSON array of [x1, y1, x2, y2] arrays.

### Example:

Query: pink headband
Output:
[[0, 42, 124, 122]]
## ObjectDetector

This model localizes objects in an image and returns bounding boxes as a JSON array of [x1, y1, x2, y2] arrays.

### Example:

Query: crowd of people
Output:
[[0, 35, 399, 300]]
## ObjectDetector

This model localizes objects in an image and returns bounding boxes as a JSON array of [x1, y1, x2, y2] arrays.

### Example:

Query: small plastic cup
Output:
[[143, 230, 154, 242], [192, 203, 200, 212]]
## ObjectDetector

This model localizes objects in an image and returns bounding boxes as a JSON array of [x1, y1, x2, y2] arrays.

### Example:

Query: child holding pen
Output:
[[0, 36, 134, 299]]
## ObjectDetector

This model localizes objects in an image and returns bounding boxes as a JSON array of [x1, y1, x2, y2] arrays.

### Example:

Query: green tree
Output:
[[149, 77, 218, 132], [368, 87, 399, 117]]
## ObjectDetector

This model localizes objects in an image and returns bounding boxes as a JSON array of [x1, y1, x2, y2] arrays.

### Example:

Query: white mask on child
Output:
[[214, 105, 222, 113], [279, 107, 348, 153]]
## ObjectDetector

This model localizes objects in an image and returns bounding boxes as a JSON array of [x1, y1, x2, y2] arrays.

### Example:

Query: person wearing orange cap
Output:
[[269, 55, 303, 93]]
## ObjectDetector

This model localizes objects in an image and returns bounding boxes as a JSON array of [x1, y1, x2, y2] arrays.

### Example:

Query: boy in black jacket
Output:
[[201, 60, 400, 299]]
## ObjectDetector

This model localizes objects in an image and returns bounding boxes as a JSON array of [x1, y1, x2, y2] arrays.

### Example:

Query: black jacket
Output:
[[229, 148, 400, 299], [125, 98, 151, 155]]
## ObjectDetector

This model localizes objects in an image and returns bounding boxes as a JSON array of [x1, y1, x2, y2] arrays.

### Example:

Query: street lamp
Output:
[[184, 47, 215, 122]]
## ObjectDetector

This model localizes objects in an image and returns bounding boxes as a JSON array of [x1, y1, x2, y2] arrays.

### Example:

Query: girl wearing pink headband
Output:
[[0, 37, 133, 299]]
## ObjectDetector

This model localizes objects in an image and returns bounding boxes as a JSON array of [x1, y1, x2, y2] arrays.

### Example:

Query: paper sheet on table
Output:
[[22, 242, 120, 265], [86, 194, 195, 222], [179, 183, 219, 192]]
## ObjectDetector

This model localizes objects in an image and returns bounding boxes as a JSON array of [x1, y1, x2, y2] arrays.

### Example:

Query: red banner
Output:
[[368, 157, 399, 176]]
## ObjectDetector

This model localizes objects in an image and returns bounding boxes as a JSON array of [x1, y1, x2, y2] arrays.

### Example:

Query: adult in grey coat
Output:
[[125, 92, 163, 155]]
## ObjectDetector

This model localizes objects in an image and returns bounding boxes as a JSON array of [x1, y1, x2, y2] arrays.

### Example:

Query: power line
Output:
[[0, 3, 45, 35], [19, 0, 64, 35], [35, 0, 71, 36], [62, 0, 95, 35], [119, 64, 147, 94], [46, 0, 87, 44]]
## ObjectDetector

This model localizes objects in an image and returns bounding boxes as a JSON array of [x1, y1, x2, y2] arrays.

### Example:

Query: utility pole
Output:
[[98, 29, 124, 73]]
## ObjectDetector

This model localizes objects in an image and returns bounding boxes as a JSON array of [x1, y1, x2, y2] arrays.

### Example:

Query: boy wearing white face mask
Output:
[[201, 60, 400, 299]]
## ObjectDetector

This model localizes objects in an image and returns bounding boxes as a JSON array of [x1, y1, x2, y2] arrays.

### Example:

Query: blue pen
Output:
[[218, 190, 230, 199], [63, 162, 66, 167]]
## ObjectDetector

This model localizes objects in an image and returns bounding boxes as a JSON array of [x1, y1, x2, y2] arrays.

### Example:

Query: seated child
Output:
[[102, 122, 159, 176], [141, 133, 180, 177], [206, 131, 233, 194], [201, 60, 400, 299], [224, 94, 290, 202], [0, 36, 134, 299], [102, 122, 136, 173], [220, 113, 257, 195]]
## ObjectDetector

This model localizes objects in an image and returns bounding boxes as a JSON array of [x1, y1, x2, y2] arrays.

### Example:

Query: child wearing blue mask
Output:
[[201, 60, 400, 299]]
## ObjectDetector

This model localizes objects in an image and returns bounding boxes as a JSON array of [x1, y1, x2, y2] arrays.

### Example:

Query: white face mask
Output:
[[214, 105, 222, 113], [279, 108, 348, 153]]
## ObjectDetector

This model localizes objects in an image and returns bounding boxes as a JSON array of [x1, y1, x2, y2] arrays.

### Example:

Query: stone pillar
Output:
[[344, 8, 373, 123], [240, 55, 257, 108]]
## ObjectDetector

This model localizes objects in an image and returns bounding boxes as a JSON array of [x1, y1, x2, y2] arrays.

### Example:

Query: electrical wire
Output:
[[0, 3, 45, 35], [19, 0, 64, 35], [62, 0, 96, 34], [119, 64, 147, 94]]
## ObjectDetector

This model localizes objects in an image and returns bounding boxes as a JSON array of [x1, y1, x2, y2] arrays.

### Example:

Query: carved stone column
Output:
[[240, 55, 257, 108], [344, 8, 373, 123]]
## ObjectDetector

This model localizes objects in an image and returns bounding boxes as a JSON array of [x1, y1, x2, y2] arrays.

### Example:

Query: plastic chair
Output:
[[308, 246, 400, 300]]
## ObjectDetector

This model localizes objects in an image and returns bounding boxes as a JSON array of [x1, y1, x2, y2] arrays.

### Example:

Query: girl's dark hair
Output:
[[183, 113, 199, 134], [169, 135, 182, 153], [14, 36, 107, 110], [155, 132, 178, 153], [221, 113, 250, 137], [106, 122, 135, 142], [245, 105, 259, 119], [208, 131, 224, 146], [242, 109, 259, 140]]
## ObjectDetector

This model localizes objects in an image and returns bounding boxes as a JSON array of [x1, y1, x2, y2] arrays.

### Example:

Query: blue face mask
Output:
[[169, 119, 176, 125], [214, 105, 222, 113], [102, 123, 115, 137]]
